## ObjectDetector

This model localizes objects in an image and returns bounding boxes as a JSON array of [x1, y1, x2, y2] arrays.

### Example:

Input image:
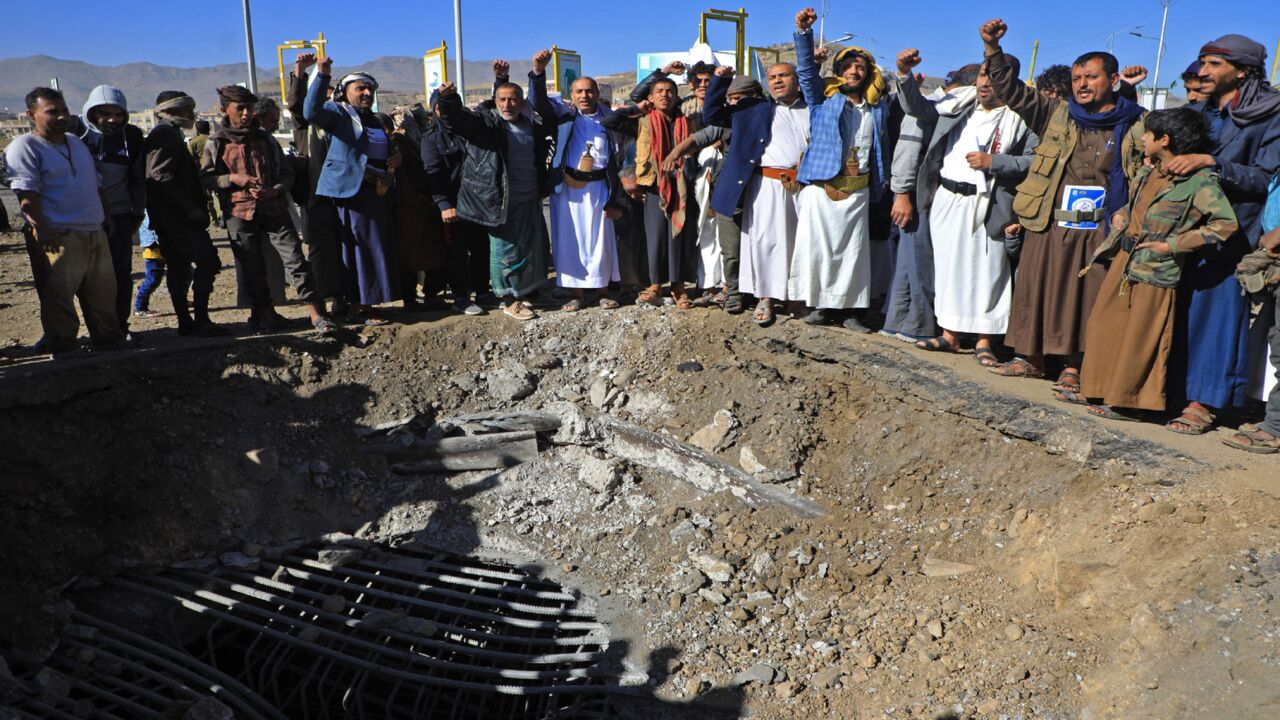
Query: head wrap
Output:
[[727, 75, 763, 96], [1197, 34, 1280, 124], [824, 46, 885, 104], [337, 72, 379, 100], [1182, 60, 1201, 79], [217, 85, 258, 108], [1199, 34, 1267, 69], [154, 93, 197, 129]]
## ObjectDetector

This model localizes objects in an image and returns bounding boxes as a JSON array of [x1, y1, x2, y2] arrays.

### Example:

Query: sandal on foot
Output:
[[753, 303, 775, 327], [988, 357, 1045, 378], [636, 287, 661, 306], [1088, 404, 1144, 422], [597, 295, 620, 310], [915, 336, 956, 352], [1053, 369, 1082, 394], [1165, 404, 1215, 435], [974, 345, 999, 367], [723, 294, 745, 315], [1053, 388, 1090, 405], [313, 316, 338, 335], [690, 291, 713, 308], [1222, 424, 1280, 454], [560, 297, 584, 312], [674, 294, 695, 310]]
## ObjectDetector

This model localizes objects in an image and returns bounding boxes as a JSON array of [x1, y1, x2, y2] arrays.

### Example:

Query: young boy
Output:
[[200, 85, 336, 335], [133, 211, 166, 318], [1071, 107, 1239, 420]]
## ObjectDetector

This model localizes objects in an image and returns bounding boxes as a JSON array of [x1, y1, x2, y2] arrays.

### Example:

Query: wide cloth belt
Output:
[[1053, 207, 1107, 223], [564, 166, 608, 183], [939, 176, 978, 196], [822, 174, 870, 195], [756, 166, 799, 183]]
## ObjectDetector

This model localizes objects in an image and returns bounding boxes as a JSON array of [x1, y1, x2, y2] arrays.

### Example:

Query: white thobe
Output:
[[694, 145, 725, 288], [790, 100, 874, 309], [740, 100, 810, 301], [930, 106, 1015, 334], [550, 111, 619, 288]]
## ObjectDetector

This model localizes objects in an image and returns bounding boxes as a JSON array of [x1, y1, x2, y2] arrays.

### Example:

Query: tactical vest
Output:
[[1012, 101, 1146, 233]]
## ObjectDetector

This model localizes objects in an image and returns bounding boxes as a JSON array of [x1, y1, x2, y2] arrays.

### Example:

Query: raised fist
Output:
[[715, 65, 735, 78], [493, 59, 510, 78], [1120, 65, 1148, 84], [532, 49, 552, 75], [661, 60, 686, 76], [897, 48, 922, 76], [980, 19, 1007, 46], [295, 52, 317, 72], [438, 82, 457, 98], [318, 55, 333, 75], [796, 7, 817, 30]]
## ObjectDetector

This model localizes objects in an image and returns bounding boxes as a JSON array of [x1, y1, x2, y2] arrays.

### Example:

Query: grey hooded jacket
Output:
[[79, 85, 146, 218]]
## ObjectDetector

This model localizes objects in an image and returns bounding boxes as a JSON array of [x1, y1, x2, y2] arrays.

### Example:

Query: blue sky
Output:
[[5, 0, 1278, 84]]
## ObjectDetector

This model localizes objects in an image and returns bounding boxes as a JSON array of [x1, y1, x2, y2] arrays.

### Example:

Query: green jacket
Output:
[[1086, 165, 1239, 289]]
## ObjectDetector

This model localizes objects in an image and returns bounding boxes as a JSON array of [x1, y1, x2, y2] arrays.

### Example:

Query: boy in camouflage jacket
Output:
[[1071, 108, 1238, 419]]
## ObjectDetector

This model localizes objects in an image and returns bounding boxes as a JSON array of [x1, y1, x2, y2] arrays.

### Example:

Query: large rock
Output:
[[486, 362, 536, 402], [688, 409, 741, 453], [578, 454, 622, 494]]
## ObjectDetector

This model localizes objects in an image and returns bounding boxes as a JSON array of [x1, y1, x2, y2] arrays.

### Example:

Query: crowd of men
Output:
[[4, 8, 1280, 454]]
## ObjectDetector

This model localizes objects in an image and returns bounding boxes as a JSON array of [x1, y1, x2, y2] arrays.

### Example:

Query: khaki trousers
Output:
[[38, 228, 122, 351]]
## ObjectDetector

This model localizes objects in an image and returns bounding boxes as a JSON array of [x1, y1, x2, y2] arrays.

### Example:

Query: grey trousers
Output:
[[716, 212, 742, 296], [882, 207, 937, 338], [226, 214, 318, 310]]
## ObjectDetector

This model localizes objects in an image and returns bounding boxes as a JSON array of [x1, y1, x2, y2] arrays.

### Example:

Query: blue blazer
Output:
[[303, 73, 373, 199], [703, 73, 795, 217]]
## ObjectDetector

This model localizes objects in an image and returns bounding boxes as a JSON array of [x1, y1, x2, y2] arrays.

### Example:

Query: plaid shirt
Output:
[[794, 28, 890, 201]]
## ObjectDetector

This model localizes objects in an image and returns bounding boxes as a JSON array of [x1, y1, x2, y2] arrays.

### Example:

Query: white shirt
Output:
[[940, 106, 1008, 185], [760, 99, 810, 169], [3, 133, 103, 231], [562, 110, 610, 170]]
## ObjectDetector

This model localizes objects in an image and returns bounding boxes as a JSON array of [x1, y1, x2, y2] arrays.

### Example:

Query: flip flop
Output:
[[560, 297, 584, 312], [974, 345, 999, 367], [636, 287, 662, 306], [597, 295, 620, 310], [313, 316, 338, 335], [753, 303, 775, 327], [1087, 404, 1144, 422], [1053, 388, 1090, 405], [988, 357, 1046, 378], [915, 336, 956, 352]]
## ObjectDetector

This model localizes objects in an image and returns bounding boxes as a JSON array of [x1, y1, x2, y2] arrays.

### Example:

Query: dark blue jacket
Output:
[[1189, 100, 1280, 247], [703, 73, 806, 218]]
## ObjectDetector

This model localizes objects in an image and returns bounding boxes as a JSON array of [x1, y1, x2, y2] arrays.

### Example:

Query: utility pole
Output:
[[818, 0, 830, 46], [242, 0, 259, 93], [1151, 0, 1170, 89], [453, 0, 466, 92]]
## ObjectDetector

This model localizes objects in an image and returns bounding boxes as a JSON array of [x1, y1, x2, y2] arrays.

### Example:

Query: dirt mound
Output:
[[2, 306, 1278, 719]]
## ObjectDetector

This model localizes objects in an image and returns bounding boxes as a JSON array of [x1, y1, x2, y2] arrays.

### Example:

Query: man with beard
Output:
[[896, 49, 1036, 366], [543, 74, 626, 310], [789, 7, 893, 332], [1162, 35, 1280, 435], [604, 70, 698, 307], [435, 50, 554, 321], [78, 84, 146, 340], [143, 90, 227, 336], [703, 62, 810, 327], [5, 87, 123, 355], [979, 19, 1146, 399]]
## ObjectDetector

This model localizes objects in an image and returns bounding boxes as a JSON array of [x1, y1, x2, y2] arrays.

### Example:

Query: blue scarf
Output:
[[1067, 95, 1145, 228]]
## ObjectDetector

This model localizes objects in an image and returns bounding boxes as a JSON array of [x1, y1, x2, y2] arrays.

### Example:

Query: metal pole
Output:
[[453, 0, 465, 92], [1027, 40, 1039, 84], [242, 0, 259, 93], [1151, 0, 1170, 89]]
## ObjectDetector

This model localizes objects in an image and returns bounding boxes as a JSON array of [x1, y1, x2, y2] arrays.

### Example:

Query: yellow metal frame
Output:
[[1271, 39, 1278, 85], [277, 33, 327, 102], [423, 41, 449, 99], [747, 46, 780, 78], [551, 45, 583, 94], [699, 8, 748, 74]]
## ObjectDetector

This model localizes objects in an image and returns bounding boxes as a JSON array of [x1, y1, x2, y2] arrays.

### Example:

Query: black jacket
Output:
[[421, 121, 467, 212], [437, 71, 553, 227], [143, 120, 208, 235]]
